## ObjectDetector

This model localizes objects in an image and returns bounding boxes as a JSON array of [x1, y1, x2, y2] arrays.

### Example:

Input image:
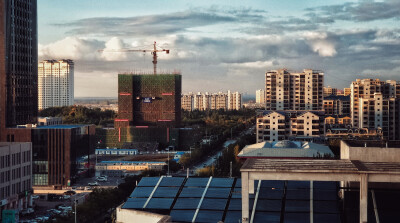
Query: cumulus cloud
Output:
[[100, 37, 129, 61], [39, 37, 103, 60], [303, 32, 337, 57]]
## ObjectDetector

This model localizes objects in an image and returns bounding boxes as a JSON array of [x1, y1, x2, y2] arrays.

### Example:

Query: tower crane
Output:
[[98, 41, 170, 75]]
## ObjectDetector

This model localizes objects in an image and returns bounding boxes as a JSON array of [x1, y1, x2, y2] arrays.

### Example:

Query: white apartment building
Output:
[[256, 89, 265, 104], [256, 110, 324, 143], [227, 90, 242, 110], [181, 93, 193, 111], [0, 142, 32, 212], [38, 59, 74, 110], [265, 69, 324, 110], [182, 91, 240, 111]]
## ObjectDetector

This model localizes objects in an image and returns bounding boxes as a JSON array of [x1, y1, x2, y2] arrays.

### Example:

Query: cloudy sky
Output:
[[38, 0, 400, 98]]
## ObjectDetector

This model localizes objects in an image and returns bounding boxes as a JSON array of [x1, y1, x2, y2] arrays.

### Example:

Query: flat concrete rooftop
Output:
[[343, 140, 400, 148], [241, 159, 400, 174]]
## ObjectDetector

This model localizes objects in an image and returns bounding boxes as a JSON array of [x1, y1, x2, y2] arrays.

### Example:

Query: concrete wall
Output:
[[341, 141, 400, 162], [116, 206, 171, 223]]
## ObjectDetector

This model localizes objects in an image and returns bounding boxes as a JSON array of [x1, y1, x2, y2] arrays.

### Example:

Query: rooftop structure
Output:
[[238, 140, 334, 159]]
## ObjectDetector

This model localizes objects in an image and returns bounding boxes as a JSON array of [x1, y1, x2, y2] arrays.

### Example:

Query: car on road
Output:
[[64, 190, 76, 195], [84, 186, 92, 190], [88, 181, 99, 186], [31, 195, 39, 199], [57, 204, 72, 211]]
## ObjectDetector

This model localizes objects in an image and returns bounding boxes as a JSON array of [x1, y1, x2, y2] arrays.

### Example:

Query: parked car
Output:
[[88, 181, 99, 186], [20, 208, 34, 215], [64, 190, 76, 195], [97, 177, 107, 182], [57, 205, 72, 211], [84, 186, 92, 190], [31, 195, 40, 199]]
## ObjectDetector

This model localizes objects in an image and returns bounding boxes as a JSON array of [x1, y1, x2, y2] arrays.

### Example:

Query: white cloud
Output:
[[100, 37, 129, 61], [39, 36, 103, 61], [303, 31, 337, 57]]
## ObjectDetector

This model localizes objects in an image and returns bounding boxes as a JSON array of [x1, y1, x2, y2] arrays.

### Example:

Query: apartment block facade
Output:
[[256, 89, 265, 104], [350, 79, 399, 125], [323, 86, 338, 97], [38, 59, 74, 110], [323, 95, 350, 116], [0, 142, 32, 212], [256, 110, 325, 143], [265, 69, 324, 110], [181, 91, 240, 111]]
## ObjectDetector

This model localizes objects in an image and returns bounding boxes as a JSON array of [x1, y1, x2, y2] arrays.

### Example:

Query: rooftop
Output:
[[238, 141, 334, 159], [35, 124, 89, 129], [343, 140, 400, 148]]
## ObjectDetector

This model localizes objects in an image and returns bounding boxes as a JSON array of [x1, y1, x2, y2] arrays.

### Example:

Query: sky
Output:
[[38, 0, 400, 98]]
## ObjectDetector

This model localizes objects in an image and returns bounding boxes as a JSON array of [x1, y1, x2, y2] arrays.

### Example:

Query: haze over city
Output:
[[37, 0, 400, 97]]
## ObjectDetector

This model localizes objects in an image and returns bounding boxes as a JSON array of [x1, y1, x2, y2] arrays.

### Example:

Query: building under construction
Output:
[[115, 72, 182, 128]]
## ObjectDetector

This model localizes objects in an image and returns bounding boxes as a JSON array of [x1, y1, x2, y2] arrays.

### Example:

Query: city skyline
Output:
[[38, 0, 400, 97]]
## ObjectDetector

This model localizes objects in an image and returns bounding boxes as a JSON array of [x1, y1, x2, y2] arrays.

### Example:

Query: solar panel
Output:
[[209, 178, 234, 188], [314, 181, 338, 190], [195, 210, 224, 223], [314, 190, 338, 201], [129, 187, 154, 198], [283, 212, 310, 223], [200, 199, 227, 210], [159, 177, 185, 187], [231, 189, 242, 198], [153, 187, 180, 198], [170, 210, 196, 222], [258, 188, 284, 199], [137, 177, 160, 187], [173, 198, 201, 210], [256, 199, 282, 212], [146, 198, 174, 210], [286, 189, 310, 200], [314, 214, 341, 223], [234, 179, 241, 188], [185, 178, 209, 187], [285, 200, 310, 212], [287, 181, 310, 189], [205, 187, 231, 198], [253, 212, 280, 223], [228, 198, 254, 211], [122, 198, 147, 209], [261, 180, 285, 189], [179, 187, 205, 198], [224, 211, 242, 223], [314, 201, 339, 214]]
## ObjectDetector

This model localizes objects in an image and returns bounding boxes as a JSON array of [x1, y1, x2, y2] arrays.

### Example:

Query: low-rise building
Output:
[[0, 142, 32, 212], [96, 161, 165, 177], [238, 140, 333, 159]]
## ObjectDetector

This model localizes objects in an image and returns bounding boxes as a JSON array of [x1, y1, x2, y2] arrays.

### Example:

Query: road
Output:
[[176, 125, 255, 176]]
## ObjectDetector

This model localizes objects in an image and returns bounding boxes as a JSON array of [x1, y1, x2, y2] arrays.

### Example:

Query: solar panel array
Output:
[[123, 177, 341, 223]]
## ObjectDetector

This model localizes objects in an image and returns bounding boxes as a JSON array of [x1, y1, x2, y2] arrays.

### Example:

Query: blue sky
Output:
[[38, 0, 400, 97]]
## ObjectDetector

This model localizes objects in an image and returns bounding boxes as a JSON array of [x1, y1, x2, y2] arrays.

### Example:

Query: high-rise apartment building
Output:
[[323, 86, 338, 97], [265, 69, 324, 110], [181, 93, 193, 111], [256, 89, 265, 104], [350, 79, 400, 140], [38, 59, 74, 110], [0, 0, 38, 134], [323, 95, 350, 116], [228, 90, 242, 110], [344, 88, 351, 96], [210, 92, 228, 110], [181, 91, 239, 111]]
